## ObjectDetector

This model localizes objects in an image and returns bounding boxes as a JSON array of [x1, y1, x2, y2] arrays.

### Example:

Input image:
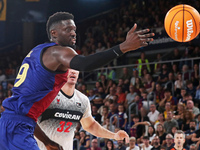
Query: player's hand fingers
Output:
[[127, 23, 137, 35], [136, 28, 150, 35], [139, 33, 155, 38]]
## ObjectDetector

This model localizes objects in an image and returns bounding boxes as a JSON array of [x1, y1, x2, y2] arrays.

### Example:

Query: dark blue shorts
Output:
[[0, 113, 40, 150]]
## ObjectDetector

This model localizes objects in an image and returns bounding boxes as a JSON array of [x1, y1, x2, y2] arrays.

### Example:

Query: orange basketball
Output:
[[164, 4, 200, 42]]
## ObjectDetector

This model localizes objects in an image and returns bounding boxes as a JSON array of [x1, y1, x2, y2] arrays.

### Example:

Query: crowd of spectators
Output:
[[0, 0, 200, 149]]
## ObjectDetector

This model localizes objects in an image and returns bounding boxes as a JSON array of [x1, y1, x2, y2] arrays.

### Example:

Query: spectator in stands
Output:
[[196, 113, 200, 130], [173, 102, 185, 129], [164, 72, 175, 94], [179, 48, 191, 70], [159, 89, 176, 111], [151, 135, 161, 150], [186, 80, 196, 99], [114, 104, 128, 130], [171, 48, 182, 64], [81, 84, 89, 96], [73, 132, 80, 150], [104, 87, 116, 103], [95, 42, 105, 53], [126, 137, 139, 150], [99, 74, 107, 91], [164, 111, 179, 133], [141, 91, 154, 113], [182, 110, 194, 132], [104, 80, 113, 95], [154, 83, 165, 106], [79, 130, 90, 150], [115, 140, 126, 150], [174, 73, 186, 97], [189, 143, 197, 150], [191, 64, 199, 87], [147, 103, 159, 125], [116, 86, 126, 105], [171, 126, 178, 137], [120, 67, 131, 81], [140, 68, 149, 84], [171, 63, 180, 80], [157, 64, 169, 86], [101, 106, 109, 125], [155, 124, 167, 146], [195, 81, 200, 106], [0, 69, 6, 84], [130, 115, 140, 138], [92, 105, 102, 124], [148, 125, 156, 143], [123, 79, 130, 94], [102, 139, 114, 150], [106, 65, 116, 81], [154, 113, 165, 130], [162, 102, 173, 119], [107, 102, 118, 124], [103, 118, 115, 133], [186, 100, 200, 118], [124, 85, 137, 109], [178, 88, 187, 104], [136, 52, 151, 77], [130, 69, 139, 86], [153, 53, 162, 75], [88, 138, 102, 150], [88, 89, 96, 102], [93, 81, 103, 94], [144, 73, 155, 94], [165, 134, 174, 150], [185, 120, 196, 146], [117, 78, 127, 93], [140, 136, 153, 150], [182, 64, 190, 81], [134, 77, 142, 94]]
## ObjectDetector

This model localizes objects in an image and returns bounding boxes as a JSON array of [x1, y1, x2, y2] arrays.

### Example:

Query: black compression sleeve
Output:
[[70, 45, 123, 71]]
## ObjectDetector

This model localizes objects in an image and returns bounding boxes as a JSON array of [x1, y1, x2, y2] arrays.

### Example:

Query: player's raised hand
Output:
[[120, 23, 155, 53], [113, 130, 129, 144]]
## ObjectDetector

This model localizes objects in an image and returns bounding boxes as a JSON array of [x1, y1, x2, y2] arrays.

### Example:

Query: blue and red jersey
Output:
[[2, 42, 68, 121]]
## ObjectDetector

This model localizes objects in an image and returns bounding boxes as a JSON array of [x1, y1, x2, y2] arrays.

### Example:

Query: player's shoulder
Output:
[[74, 89, 89, 99]]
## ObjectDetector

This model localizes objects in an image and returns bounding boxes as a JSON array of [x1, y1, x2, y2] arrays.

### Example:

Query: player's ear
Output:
[[51, 30, 57, 39]]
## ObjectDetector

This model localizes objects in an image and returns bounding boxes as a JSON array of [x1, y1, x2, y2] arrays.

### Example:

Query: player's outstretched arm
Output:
[[43, 24, 154, 72], [34, 124, 63, 150], [80, 116, 129, 143]]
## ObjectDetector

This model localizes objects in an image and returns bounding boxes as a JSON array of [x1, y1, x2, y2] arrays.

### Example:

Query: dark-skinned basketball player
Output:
[[0, 12, 154, 150]]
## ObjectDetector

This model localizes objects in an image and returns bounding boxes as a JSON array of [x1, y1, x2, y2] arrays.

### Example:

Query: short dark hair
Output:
[[143, 136, 149, 140], [46, 12, 74, 40]]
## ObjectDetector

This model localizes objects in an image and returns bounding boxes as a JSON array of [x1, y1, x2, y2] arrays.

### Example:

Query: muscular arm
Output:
[[34, 124, 63, 150], [43, 24, 154, 72], [80, 115, 129, 143]]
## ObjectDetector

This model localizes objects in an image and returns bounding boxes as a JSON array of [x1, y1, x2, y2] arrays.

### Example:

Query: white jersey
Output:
[[35, 89, 91, 150]]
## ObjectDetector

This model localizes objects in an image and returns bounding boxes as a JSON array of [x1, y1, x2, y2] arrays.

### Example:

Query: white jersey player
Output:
[[34, 69, 129, 150]]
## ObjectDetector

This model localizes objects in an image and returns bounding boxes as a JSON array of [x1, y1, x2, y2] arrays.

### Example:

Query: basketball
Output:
[[164, 4, 200, 42]]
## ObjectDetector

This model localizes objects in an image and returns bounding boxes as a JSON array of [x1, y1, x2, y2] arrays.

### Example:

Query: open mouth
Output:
[[69, 75, 76, 79]]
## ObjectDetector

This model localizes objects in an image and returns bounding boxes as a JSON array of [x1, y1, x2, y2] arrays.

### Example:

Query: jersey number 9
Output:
[[14, 63, 29, 87]]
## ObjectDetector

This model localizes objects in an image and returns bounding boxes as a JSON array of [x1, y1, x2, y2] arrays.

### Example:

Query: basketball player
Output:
[[0, 12, 154, 150], [171, 130, 186, 150], [34, 69, 129, 150]]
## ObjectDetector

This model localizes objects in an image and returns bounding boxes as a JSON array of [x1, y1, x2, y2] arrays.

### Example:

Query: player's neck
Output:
[[61, 84, 75, 96]]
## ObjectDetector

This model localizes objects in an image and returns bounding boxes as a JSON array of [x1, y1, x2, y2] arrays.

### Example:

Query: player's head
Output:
[[46, 12, 76, 46], [174, 130, 185, 147], [67, 69, 79, 85]]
